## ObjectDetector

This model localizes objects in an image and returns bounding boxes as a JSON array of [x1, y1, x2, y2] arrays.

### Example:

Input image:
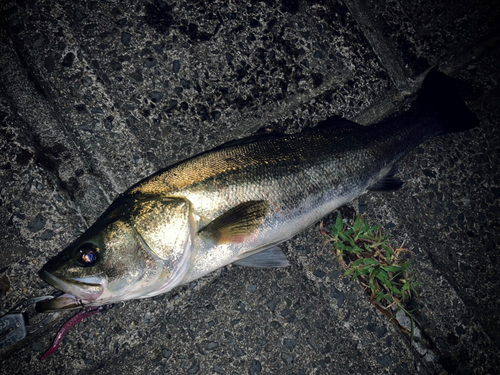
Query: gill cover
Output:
[[130, 197, 194, 263], [125, 196, 195, 298]]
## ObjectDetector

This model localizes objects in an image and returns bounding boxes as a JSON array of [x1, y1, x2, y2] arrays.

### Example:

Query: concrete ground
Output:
[[1, 0, 499, 374]]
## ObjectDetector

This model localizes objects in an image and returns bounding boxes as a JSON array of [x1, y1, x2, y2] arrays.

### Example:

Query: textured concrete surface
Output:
[[1, 0, 499, 374]]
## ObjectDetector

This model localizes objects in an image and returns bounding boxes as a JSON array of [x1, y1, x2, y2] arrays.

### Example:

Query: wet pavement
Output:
[[1, 0, 499, 374]]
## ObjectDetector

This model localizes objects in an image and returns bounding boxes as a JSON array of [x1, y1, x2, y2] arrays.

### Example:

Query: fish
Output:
[[36, 69, 478, 312]]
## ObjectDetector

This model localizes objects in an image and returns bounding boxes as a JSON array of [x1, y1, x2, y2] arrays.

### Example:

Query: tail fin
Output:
[[412, 68, 479, 134]]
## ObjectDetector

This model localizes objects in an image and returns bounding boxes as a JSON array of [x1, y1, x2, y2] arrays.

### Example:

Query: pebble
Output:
[[40, 230, 54, 240], [130, 69, 143, 82], [234, 346, 246, 357], [314, 51, 324, 59], [173, 87, 183, 97], [307, 337, 318, 352], [247, 284, 257, 293], [116, 18, 127, 27], [172, 60, 180, 73], [376, 355, 392, 366], [224, 332, 235, 345], [187, 360, 200, 374], [28, 214, 46, 233], [423, 169, 436, 178], [82, 76, 93, 87], [313, 269, 326, 278], [144, 58, 158, 68], [205, 341, 219, 350], [330, 286, 345, 307], [110, 60, 122, 70], [235, 301, 246, 313], [367, 323, 376, 332], [121, 32, 131, 46], [149, 92, 164, 103], [44, 56, 55, 72], [62, 53, 75, 68], [267, 299, 277, 312], [0, 274, 11, 296], [180, 78, 191, 89], [196, 104, 209, 121], [284, 338, 296, 351], [322, 342, 332, 354], [211, 110, 221, 121], [250, 360, 262, 373], [377, 326, 388, 338], [384, 222, 396, 229], [270, 321, 281, 330], [280, 308, 291, 317], [258, 339, 268, 346], [281, 352, 293, 369], [213, 365, 225, 374]]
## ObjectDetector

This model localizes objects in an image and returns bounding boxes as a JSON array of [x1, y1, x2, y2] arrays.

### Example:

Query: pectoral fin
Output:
[[198, 200, 269, 245], [234, 246, 290, 268]]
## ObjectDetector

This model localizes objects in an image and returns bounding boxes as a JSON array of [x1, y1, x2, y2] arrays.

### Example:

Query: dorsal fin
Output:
[[211, 133, 283, 151], [314, 114, 364, 130]]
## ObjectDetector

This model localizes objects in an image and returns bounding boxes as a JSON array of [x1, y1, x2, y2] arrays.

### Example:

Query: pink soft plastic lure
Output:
[[40, 306, 105, 361]]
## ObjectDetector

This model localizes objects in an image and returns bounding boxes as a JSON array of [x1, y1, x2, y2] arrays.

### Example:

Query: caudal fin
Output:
[[412, 68, 479, 134]]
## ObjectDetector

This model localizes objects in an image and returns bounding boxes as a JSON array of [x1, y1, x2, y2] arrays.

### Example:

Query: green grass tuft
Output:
[[321, 212, 420, 343]]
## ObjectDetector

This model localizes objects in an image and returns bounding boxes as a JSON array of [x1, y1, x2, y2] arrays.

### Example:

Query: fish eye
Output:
[[76, 243, 100, 267]]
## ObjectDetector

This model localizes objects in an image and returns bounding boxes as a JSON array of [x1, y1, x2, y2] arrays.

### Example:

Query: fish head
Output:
[[37, 195, 195, 312]]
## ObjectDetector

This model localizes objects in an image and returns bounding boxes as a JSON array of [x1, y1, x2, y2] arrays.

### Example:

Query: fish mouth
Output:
[[36, 293, 82, 312], [36, 270, 105, 312]]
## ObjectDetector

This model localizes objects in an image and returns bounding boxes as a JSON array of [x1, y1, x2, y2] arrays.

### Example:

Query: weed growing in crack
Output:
[[321, 212, 420, 343]]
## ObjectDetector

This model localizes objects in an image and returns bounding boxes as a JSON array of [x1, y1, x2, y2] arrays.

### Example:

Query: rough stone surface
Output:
[[1, 0, 499, 374]]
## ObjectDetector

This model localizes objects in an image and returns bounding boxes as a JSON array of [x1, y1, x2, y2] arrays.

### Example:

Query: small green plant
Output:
[[321, 212, 419, 343]]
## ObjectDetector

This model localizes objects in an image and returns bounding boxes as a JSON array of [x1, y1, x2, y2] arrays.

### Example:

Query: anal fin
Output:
[[234, 246, 290, 268], [369, 164, 404, 192]]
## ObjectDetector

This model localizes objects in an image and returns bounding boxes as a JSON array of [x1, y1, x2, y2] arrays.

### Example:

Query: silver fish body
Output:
[[36, 69, 478, 312]]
